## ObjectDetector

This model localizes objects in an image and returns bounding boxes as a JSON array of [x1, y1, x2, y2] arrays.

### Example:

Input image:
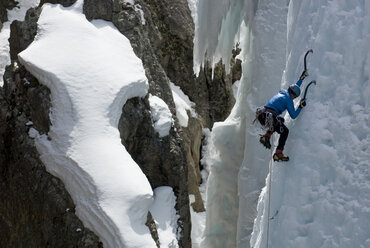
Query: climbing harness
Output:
[[253, 107, 264, 124], [276, 117, 285, 133], [265, 112, 274, 132], [253, 107, 274, 132]]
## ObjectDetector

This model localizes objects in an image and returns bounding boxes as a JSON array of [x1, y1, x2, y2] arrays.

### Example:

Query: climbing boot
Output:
[[259, 132, 272, 149], [273, 149, 289, 162]]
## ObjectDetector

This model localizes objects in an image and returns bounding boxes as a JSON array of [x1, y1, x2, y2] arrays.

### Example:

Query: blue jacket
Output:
[[265, 80, 302, 119]]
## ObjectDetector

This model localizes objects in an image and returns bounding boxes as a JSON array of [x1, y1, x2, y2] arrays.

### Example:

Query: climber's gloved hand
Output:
[[299, 70, 308, 80], [299, 99, 306, 108]]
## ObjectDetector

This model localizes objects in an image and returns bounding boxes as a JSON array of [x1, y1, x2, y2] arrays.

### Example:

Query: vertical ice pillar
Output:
[[194, 0, 288, 247], [237, 1, 288, 247], [194, 0, 252, 247]]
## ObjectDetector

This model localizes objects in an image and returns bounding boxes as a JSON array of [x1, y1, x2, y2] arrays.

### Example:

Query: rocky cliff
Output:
[[0, 0, 16, 30], [0, 0, 240, 247]]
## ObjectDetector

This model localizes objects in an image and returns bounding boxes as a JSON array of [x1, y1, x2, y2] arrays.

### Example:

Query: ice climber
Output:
[[255, 71, 307, 161]]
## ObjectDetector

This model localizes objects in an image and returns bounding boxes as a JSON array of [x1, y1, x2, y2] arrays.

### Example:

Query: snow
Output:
[[195, 0, 285, 247], [4, 0, 370, 247], [191, 128, 211, 248], [18, 1, 158, 247], [251, 1, 370, 247], [189, 194, 206, 248], [195, 0, 370, 248], [149, 94, 173, 138], [134, 4, 145, 25], [232, 80, 240, 99], [150, 187, 179, 248], [170, 82, 196, 127], [125, 0, 135, 5], [28, 127, 38, 138], [187, 0, 197, 24], [0, 0, 40, 86]]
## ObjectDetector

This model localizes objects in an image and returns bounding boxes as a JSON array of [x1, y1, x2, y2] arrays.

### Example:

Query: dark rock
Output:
[[39, 0, 77, 8], [137, 0, 239, 127], [200, 60, 236, 123], [1, 0, 240, 247], [3, 65, 51, 134], [0, 64, 103, 248], [0, 0, 17, 27], [83, 0, 113, 21], [119, 97, 168, 188], [183, 116, 205, 212], [1, 4, 103, 246], [108, 1, 177, 112], [105, 2, 194, 245], [84, 1, 237, 246], [9, 7, 41, 61], [145, 212, 160, 248], [83, 0, 239, 127], [118, 96, 191, 247]]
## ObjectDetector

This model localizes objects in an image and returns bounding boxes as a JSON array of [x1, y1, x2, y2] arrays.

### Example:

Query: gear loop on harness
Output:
[[265, 112, 274, 131], [253, 106, 275, 131]]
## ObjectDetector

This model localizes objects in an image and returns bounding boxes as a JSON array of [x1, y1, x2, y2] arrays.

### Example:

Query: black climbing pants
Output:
[[258, 111, 289, 150]]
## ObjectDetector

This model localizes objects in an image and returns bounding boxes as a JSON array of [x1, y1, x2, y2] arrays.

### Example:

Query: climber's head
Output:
[[288, 84, 300, 99]]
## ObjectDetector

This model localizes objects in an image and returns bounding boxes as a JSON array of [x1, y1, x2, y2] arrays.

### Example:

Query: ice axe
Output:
[[304, 49, 313, 72], [302, 80, 316, 101], [299, 49, 313, 80]]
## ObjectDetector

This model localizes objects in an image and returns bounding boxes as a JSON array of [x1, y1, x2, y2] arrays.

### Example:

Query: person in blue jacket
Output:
[[257, 72, 307, 161]]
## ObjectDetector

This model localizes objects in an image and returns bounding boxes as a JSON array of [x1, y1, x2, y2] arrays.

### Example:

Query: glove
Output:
[[299, 99, 306, 108], [299, 70, 308, 80]]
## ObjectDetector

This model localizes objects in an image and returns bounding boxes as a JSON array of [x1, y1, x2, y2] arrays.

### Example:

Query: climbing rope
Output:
[[266, 135, 274, 248]]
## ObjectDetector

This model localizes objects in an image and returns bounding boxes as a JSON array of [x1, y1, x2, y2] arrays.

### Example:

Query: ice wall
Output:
[[237, 1, 288, 247], [195, 0, 288, 247], [196, 0, 370, 247], [251, 1, 370, 247], [193, 0, 257, 75], [195, 0, 250, 245]]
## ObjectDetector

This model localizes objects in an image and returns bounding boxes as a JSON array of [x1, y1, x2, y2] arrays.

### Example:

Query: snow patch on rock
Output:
[[149, 94, 173, 138]]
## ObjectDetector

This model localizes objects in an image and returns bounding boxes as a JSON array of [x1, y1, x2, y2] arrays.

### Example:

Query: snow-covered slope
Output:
[[195, 0, 370, 248], [18, 1, 177, 247]]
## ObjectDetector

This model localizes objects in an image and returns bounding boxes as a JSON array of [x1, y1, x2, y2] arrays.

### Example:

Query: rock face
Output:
[[0, 0, 16, 20], [183, 116, 205, 212], [84, 0, 239, 127], [118, 96, 189, 245], [9, 8, 41, 61], [84, 0, 239, 212], [0, 6, 102, 248], [1, 0, 240, 247], [0, 65, 103, 247], [141, 0, 239, 126], [39, 0, 77, 8], [0, 0, 17, 30]]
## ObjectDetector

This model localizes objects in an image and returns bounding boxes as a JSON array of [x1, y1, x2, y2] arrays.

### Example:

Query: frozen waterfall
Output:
[[195, 0, 370, 247]]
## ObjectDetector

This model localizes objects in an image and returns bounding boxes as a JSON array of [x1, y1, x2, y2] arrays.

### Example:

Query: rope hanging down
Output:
[[266, 135, 274, 248]]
